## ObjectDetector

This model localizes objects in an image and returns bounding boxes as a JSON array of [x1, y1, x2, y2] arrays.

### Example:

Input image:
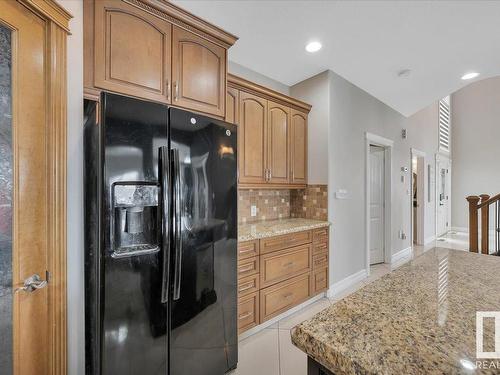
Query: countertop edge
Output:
[[238, 221, 330, 242], [291, 325, 364, 375]]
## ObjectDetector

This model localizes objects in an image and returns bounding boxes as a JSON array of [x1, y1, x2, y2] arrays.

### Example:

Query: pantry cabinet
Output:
[[290, 109, 308, 184], [227, 74, 311, 188], [85, 0, 237, 117], [238, 91, 268, 184], [267, 101, 290, 184]]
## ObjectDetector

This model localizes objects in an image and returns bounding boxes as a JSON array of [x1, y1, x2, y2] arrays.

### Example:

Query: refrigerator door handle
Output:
[[171, 148, 182, 301], [160, 146, 171, 304]]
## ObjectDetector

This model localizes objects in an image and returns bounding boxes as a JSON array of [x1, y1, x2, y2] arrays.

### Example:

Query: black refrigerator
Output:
[[84, 93, 238, 375]]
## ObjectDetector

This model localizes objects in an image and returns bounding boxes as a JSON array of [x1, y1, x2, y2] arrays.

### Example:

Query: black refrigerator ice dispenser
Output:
[[111, 183, 160, 257]]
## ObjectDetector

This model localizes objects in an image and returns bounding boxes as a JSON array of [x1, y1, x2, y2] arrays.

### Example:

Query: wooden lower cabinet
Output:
[[311, 267, 328, 296], [260, 244, 312, 288], [238, 292, 259, 334], [237, 228, 329, 334], [260, 230, 312, 254], [237, 256, 259, 279], [260, 273, 310, 322], [238, 273, 259, 297]]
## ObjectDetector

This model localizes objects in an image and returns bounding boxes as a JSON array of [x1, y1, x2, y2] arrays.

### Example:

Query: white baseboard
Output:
[[424, 236, 436, 245], [327, 268, 368, 299], [238, 293, 325, 340], [450, 226, 468, 233], [391, 247, 412, 269]]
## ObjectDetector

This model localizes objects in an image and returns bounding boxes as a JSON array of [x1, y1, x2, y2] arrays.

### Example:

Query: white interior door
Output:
[[370, 145, 385, 264], [437, 156, 451, 237]]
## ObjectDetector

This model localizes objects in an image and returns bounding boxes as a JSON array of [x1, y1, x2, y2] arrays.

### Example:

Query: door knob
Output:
[[15, 274, 48, 293]]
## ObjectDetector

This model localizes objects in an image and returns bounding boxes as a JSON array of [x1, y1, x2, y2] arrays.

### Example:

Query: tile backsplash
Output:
[[291, 185, 328, 221], [238, 184, 328, 224], [238, 189, 290, 224]]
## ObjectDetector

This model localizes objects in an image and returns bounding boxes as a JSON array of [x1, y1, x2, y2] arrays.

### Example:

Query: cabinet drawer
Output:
[[238, 273, 259, 297], [260, 273, 310, 322], [238, 257, 259, 279], [312, 241, 328, 256], [312, 267, 328, 295], [260, 230, 312, 254], [313, 227, 329, 243], [238, 292, 259, 334], [260, 244, 311, 288], [312, 252, 328, 270], [238, 240, 259, 259]]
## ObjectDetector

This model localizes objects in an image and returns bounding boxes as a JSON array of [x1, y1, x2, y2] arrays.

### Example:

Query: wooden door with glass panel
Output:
[[1, 1, 68, 374]]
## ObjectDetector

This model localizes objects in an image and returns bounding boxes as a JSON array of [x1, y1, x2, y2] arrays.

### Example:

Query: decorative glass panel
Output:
[[0, 23, 13, 375]]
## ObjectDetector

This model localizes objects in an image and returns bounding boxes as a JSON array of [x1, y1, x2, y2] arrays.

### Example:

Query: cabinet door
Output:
[[268, 101, 290, 184], [239, 92, 267, 184], [290, 109, 308, 184], [226, 87, 239, 124], [94, 0, 172, 103], [172, 26, 226, 117]]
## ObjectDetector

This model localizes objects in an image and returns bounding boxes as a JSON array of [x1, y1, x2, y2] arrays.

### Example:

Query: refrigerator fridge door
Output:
[[100, 93, 169, 375], [169, 108, 238, 374]]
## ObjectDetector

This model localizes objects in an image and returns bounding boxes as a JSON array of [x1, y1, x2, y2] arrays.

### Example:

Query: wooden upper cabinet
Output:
[[290, 110, 308, 184], [172, 26, 226, 117], [267, 101, 290, 184], [239, 92, 268, 184], [226, 87, 239, 124], [94, 0, 172, 103]]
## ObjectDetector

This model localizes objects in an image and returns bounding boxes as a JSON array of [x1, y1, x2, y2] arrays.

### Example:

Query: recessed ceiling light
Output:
[[461, 72, 479, 80], [305, 41, 322, 53]]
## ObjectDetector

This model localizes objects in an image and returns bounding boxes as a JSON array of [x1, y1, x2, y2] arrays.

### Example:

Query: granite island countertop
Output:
[[238, 218, 330, 242], [291, 248, 500, 375]]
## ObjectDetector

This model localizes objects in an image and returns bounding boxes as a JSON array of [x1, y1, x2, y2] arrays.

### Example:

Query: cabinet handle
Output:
[[174, 82, 179, 101], [269, 169, 272, 181], [238, 311, 253, 320], [283, 261, 295, 268], [283, 292, 294, 300], [238, 264, 254, 273], [166, 79, 170, 101], [239, 283, 254, 292], [239, 247, 255, 255]]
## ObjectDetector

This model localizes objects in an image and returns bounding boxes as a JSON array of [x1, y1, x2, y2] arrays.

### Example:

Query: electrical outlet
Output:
[[250, 205, 257, 217]]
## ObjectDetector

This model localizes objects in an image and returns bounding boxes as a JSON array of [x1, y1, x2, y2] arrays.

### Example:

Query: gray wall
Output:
[[290, 71, 330, 184], [292, 70, 440, 284], [451, 76, 500, 229], [60, 0, 84, 374], [229, 61, 290, 95]]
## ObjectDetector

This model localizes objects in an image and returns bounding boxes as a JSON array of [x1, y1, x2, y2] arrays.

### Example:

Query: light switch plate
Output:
[[250, 205, 257, 217]]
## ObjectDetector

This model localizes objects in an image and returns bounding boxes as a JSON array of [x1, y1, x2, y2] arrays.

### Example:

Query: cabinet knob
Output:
[[166, 79, 170, 101]]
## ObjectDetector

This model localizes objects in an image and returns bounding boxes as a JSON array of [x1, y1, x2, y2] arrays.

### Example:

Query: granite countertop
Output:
[[238, 218, 330, 241], [291, 249, 500, 375]]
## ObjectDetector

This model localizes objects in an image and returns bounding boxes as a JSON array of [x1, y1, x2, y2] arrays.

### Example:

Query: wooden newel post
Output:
[[480, 194, 490, 254], [466, 196, 480, 252]]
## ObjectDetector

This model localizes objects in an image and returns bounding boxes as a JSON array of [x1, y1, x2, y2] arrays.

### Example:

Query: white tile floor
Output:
[[231, 231, 473, 375], [230, 264, 389, 375]]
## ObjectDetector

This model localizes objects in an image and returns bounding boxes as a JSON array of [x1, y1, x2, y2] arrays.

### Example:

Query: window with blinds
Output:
[[438, 99, 450, 153]]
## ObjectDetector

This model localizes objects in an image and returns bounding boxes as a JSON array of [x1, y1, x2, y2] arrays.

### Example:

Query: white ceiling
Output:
[[174, 0, 500, 116]]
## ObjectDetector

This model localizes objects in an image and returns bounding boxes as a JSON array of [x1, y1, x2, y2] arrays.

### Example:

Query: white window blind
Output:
[[439, 99, 450, 152]]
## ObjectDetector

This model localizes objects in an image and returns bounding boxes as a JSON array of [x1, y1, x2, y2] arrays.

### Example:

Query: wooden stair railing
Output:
[[466, 193, 500, 254]]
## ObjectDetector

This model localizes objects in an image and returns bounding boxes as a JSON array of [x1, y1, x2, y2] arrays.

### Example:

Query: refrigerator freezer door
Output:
[[169, 108, 238, 374], [100, 93, 169, 375]]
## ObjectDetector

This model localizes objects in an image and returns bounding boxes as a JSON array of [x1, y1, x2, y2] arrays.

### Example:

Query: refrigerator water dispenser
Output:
[[111, 183, 159, 257]]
